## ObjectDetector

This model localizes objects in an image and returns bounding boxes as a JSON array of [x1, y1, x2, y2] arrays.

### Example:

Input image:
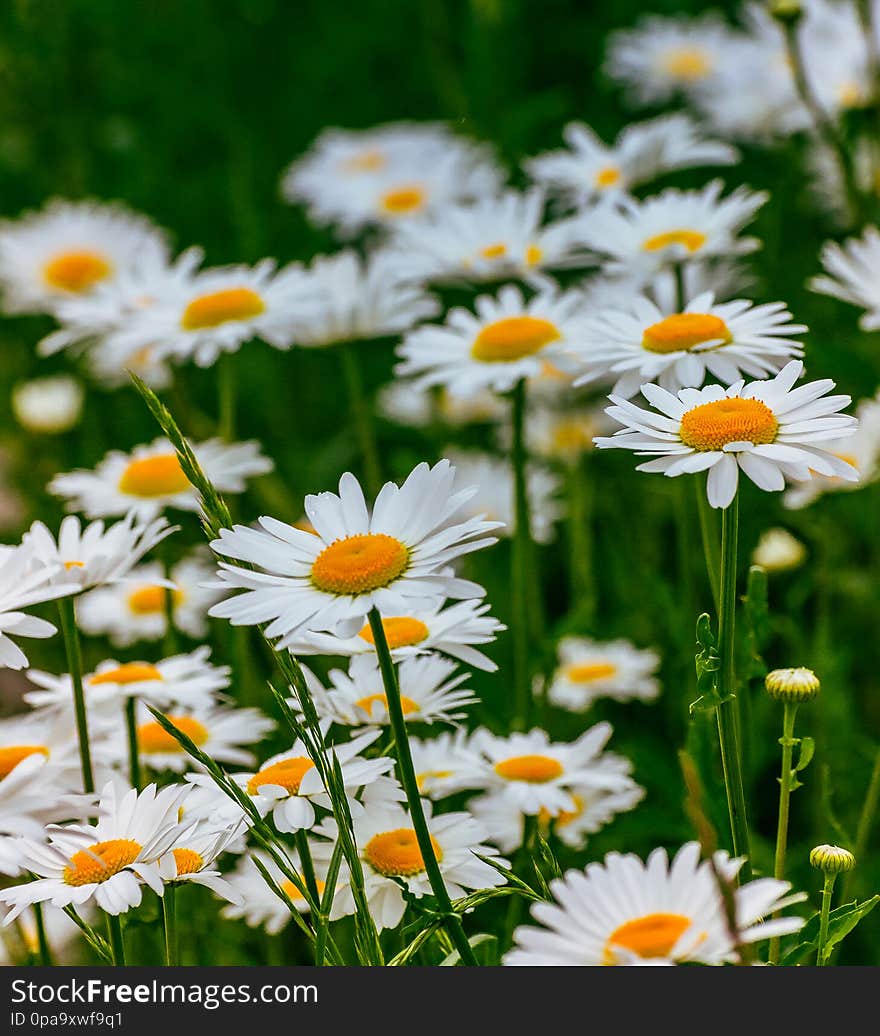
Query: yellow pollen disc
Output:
[[595, 166, 621, 188], [311, 533, 409, 595], [63, 560, 85, 569], [379, 186, 426, 215], [679, 397, 778, 452], [63, 838, 142, 887], [90, 662, 163, 686], [363, 828, 442, 877], [281, 878, 326, 902], [662, 48, 711, 80], [551, 420, 594, 453], [471, 316, 561, 363], [838, 81, 863, 108], [0, 745, 49, 779], [566, 661, 618, 683], [358, 616, 430, 649], [172, 848, 204, 876], [43, 250, 113, 293], [137, 716, 209, 754], [642, 229, 707, 254], [343, 150, 385, 173], [494, 754, 564, 783], [479, 242, 507, 260], [118, 453, 190, 498], [642, 313, 732, 354], [181, 287, 265, 330], [538, 794, 585, 831], [603, 913, 692, 963], [525, 244, 544, 266], [247, 757, 315, 796], [354, 693, 420, 717], [127, 585, 184, 615], [416, 769, 453, 790]]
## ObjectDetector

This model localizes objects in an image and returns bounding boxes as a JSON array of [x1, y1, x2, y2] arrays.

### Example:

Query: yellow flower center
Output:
[[642, 229, 707, 254], [525, 244, 544, 266], [679, 397, 778, 452], [43, 250, 113, 293], [181, 287, 266, 330], [343, 150, 386, 173], [838, 81, 864, 108], [281, 878, 326, 902], [479, 243, 507, 260], [127, 585, 184, 615], [63, 838, 142, 886], [595, 166, 621, 188], [538, 794, 585, 831], [642, 313, 732, 354], [0, 745, 49, 779], [247, 757, 315, 796], [662, 48, 712, 80], [363, 828, 442, 877], [566, 661, 618, 683], [494, 754, 564, 783], [64, 560, 85, 569], [358, 616, 430, 649], [416, 769, 454, 791], [471, 316, 561, 363], [172, 848, 204, 876], [603, 913, 692, 964], [137, 716, 209, 754], [311, 533, 409, 595], [551, 420, 594, 454], [354, 693, 420, 717], [90, 662, 164, 686], [118, 453, 190, 498], [379, 186, 426, 215]]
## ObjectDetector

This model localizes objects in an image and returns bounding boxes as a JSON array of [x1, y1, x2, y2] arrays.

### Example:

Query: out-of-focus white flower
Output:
[[751, 527, 807, 572], [12, 376, 84, 434]]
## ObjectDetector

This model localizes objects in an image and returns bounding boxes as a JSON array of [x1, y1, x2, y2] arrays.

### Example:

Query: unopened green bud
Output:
[[765, 667, 820, 703], [769, 0, 804, 25], [810, 844, 855, 874]]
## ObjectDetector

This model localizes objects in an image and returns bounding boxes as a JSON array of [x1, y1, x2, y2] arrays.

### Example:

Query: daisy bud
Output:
[[769, 0, 803, 25], [810, 844, 855, 874], [765, 667, 820, 704], [752, 528, 806, 573]]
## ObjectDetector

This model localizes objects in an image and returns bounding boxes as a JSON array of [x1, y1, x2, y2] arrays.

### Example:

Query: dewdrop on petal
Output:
[[810, 844, 855, 874], [765, 667, 820, 704], [12, 376, 83, 434], [752, 528, 806, 573]]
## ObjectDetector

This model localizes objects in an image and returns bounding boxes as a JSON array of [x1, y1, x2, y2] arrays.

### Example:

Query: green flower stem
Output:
[[339, 342, 381, 497], [58, 596, 94, 795], [106, 913, 126, 967], [769, 702, 799, 965], [817, 873, 838, 965], [510, 378, 533, 732], [124, 696, 141, 791], [695, 479, 721, 611], [566, 459, 595, 623], [33, 903, 53, 966], [218, 352, 237, 440], [716, 494, 751, 879], [161, 540, 178, 657], [162, 883, 177, 966], [367, 607, 478, 967], [294, 829, 320, 904]]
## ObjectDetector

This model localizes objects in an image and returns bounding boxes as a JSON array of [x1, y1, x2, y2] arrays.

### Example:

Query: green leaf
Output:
[[440, 933, 498, 966], [795, 737, 815, 772], [781, 896, 880, 964]]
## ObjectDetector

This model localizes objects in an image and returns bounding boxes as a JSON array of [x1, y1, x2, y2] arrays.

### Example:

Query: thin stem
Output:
[[510, 378, 533, 732], [339, 342, 381, 496], [817, 873, 838, 965], [566, 460, 595, 624], [106, 913, 126, 967], [503, 814, 537, 948], [841, 743, 880, 903], [58, 596, 94, 794], [294, 830, 320, 904], [162, 883, 177, 966], [769, 702, 799, 965], [695, 477, 721, 611], [367, 607, 477, 967], [33, 903, 53, 966], [161, 540, 178, 657], [218, 352, 236, 440], [125, 696, 141, 791], [716, 494, 751, 879]]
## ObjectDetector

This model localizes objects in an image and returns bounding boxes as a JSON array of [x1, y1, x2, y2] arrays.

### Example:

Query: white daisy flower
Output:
[[572, 290, 806, 398], [576, 181, 768, 281], [220, 848, 334, 930], [295, 250, 438, 346], [446, 449, 563, 544], [811, 225, 880, 329], [595, 360, 859, 509], [0, 781, 189, 921], [505, 841, 806, 966], [0, 544, 78, 670], [604, 13, 740, 104], [469, 725, 632, 819], [121, 258, 319, 368], [22, 512, 175, 592], [235, 730, 394, 834], [300, 653, 477, 730], [784, 392, 880, 508], [12, 376, 83, 435], [0, 200, 168, 315], [180, 773, 252, 852], [0, 904, 86, 965], [751, 527, 807, 572], [25, 646, 231, 716], [313, 798, 506, 931], [521, 404, 616, 465], [396, 285, 586, 396], [409, 730, 491, 799], [209, 461, 502, 643], [49, 436, 273, 520], [284, 598, 505, 672], [136, 703, 273, 774], [156, 819, 244, 902], [525, 115, 738, 205], [386, 189, 592, 285], [77, 554, 223, 647], [548, 637, 661, 712]]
